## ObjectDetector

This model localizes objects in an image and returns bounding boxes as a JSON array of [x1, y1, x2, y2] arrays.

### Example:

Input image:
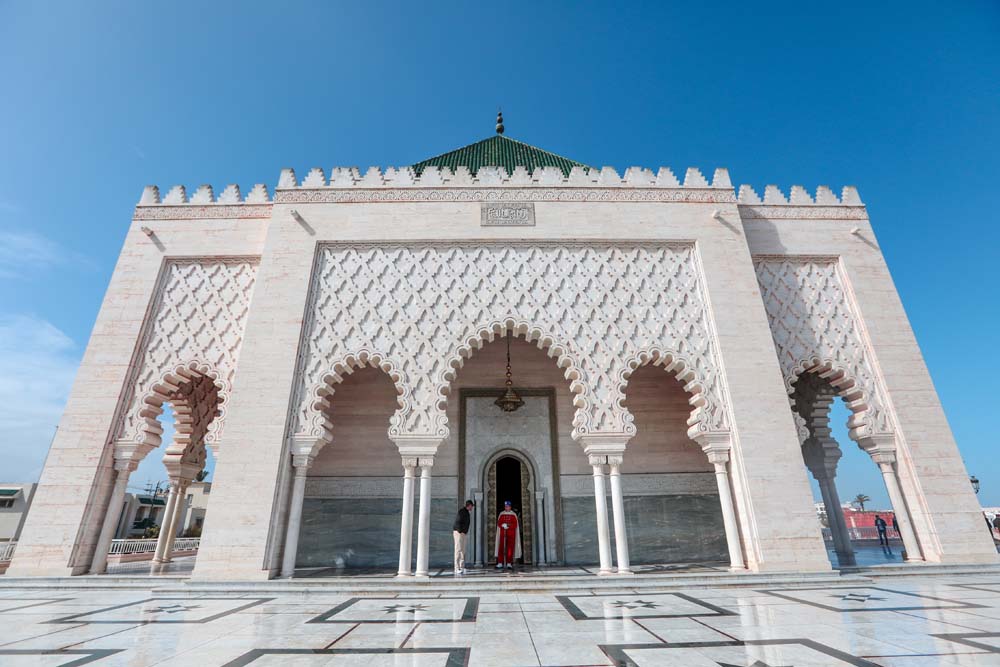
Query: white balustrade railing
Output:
[[108, 537, 200, 556], [172, 537, 200, 552], [0, 541, 16, 561]]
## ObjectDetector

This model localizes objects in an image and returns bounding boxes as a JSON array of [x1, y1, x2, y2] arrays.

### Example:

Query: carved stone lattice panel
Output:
[[116, 259, 259, 446], [753, 258, 891, 439], [294, 242, 729, 441]]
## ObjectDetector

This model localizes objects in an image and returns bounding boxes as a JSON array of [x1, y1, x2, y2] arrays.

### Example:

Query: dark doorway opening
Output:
[[496, 456, 523, 520]]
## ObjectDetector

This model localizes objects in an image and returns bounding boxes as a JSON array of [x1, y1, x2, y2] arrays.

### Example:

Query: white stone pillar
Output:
[[878, 459, 922, 561], [158, 479, 190, 563], [803, 438, 856, 566], [152, 482, 181, 564], [607, 456, 632, 574], [89, 459, 136, 574], [862, 436, 923, 562], [534, 490, 546, 565], [397, 458, 417, 576], [697, 434, 745, 571], [280, 454, 314, 578], [414, 458, 433, 578], [589, 455, 614, 575], [473, 491, 484, 568]]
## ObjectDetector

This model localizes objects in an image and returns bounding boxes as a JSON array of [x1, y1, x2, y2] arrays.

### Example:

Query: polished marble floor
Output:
[[5, 574, 1000, 665]]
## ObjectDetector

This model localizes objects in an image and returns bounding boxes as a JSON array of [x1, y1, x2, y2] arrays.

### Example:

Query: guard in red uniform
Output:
[[494, 500, 521, 570]]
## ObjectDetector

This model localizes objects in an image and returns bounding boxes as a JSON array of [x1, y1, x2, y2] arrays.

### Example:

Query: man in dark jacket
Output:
[[874, 514, 888, 546], [453, 500, 474, 574]]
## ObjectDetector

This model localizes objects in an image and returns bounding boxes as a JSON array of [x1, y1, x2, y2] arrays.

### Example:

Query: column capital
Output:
[[579, 432, 630, 460], [802, 437, 842, 481], [418, 457, 434, 470], [473, 491, 484, 502], [113, 458, 139, 474], [858, 433, 897, 465], [401, 456, 419, 471], [588, 454, 607, 467], [693, 431, 732, 465], [607, 454, 624, 468], [113, 440, 155, 469], [392, 434, 443, 460]]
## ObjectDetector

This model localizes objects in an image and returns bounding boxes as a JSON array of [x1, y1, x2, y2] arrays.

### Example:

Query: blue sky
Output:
[[1, 2, 997, 507]]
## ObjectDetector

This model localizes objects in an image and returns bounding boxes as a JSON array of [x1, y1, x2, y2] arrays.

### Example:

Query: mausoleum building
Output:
[[9, 119, 996, 579]]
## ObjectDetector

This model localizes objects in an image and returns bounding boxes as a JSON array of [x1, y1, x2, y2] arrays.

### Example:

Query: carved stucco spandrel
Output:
[[114, 259, 259, 453], [293, 242, 731, 443], [753, 257, 892, 440]]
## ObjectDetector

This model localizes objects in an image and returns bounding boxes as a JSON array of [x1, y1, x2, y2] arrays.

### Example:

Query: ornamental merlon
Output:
[[736, 184, 867, 220], [133, 183, 272, 220], [272, 165, 735, 190]]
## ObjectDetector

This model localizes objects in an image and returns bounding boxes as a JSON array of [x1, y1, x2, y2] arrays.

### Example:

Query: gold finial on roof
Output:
[[496, 109, 504, 135]]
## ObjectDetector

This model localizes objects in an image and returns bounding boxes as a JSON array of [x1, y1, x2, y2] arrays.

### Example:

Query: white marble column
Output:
[[607, 456, 632, 574], [280, 453, 314, 578], [534, 490, 546, 565], [862, 436, 923, 562], [280, 438, 325, 578], [803, 438, 856, 566], [589, 455, 614, 575], [878, 459, 922, 560], [697, 434, 745, 570], [473, 491, 484, 568], [414, 458, 434, 578], [157, 479, 190, 564], [152, 481, 181, 564], [397, 458, 417, 576], [89, 458, 137, 575]]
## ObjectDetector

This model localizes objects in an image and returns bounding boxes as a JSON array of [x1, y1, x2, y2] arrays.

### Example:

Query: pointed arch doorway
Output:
[[486, 452, 534, 566], [459, 387, 563, 568]]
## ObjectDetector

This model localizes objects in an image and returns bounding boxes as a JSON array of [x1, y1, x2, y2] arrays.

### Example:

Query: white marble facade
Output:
[[7, 155, 997, 580]]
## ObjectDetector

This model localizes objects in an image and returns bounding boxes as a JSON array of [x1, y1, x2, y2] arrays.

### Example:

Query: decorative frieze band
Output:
[[738, 205, 868, 220], [134, 205, 273, 220], [274, 187, 736, 205]]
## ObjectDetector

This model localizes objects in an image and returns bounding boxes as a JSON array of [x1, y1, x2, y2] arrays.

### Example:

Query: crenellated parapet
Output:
[[737, 184, 866, 220], [273, 165, 736, 204], [134, 183, 272, 220]]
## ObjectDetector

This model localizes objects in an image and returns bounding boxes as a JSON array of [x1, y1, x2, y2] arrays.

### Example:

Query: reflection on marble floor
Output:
[[6, 574, 1000, 665]]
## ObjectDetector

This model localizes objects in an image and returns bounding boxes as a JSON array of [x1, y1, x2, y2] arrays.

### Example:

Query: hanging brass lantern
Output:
[[495, 331, 524, 413]]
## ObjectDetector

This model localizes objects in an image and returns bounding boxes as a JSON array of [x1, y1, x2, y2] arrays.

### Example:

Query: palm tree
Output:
[[853, 494, 871, 511]]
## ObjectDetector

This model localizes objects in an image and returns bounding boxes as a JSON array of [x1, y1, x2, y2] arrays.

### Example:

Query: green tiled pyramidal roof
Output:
[[412, 135, 588, 177]]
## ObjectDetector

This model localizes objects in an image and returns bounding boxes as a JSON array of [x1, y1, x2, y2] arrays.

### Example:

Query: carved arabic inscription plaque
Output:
[[481, 202, 535, 226]]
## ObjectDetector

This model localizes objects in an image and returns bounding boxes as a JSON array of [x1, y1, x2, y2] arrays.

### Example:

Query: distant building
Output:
[[0, 483, 37, 542]]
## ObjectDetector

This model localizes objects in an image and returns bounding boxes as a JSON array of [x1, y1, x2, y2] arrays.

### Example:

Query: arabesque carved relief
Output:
[[293, 242, 730, 443], [754, 258, 891, 439]]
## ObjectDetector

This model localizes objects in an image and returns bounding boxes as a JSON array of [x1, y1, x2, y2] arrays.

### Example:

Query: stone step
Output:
[[161, 569, 866, 595], [840, 562, 1000, 578]]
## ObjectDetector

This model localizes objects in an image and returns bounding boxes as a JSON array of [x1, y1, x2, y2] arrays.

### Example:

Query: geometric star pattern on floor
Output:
[[611, 599, 661, 610], [149, 604, 202, 614], [382, 603, 431, 614]]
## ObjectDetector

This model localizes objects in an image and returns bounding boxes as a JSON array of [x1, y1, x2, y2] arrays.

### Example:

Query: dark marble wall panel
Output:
[[297, 497, 458, 569], [561, 494, 728, 565]]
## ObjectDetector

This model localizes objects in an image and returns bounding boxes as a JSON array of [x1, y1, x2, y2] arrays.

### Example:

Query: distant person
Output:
[[892, 515, 899, 537], [993, 515, 1000, 539], [452, 500, 474, 575], [874, 514, 888, 546]]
